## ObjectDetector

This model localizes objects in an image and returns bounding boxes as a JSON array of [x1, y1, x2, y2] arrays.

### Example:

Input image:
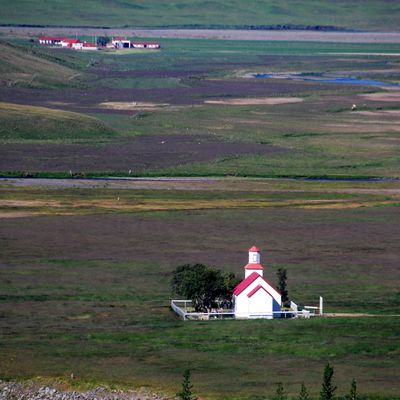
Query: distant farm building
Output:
[[233, 246, 282, 319], [73, 42, 99, 51], [38, 37, 64, 45], [39, 36, 159, 51], [131, 42, 161, 49], [111, 37, 131, 48], [38, 37, 98, 51], [60, 38, 81, 48], [111, 37, 161, 49]]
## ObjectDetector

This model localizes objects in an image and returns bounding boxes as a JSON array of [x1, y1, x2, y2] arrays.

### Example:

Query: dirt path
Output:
[[2, 27, 400, 43], [2, 177, 400, 192], [324, 313, 400, 317]]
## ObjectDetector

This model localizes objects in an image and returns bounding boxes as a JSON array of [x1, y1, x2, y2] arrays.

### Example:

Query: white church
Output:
[[171, 245, 322, 320], [233, 246, 282, 319]]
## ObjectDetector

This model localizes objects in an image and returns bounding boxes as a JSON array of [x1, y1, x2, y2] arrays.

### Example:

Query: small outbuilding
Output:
[[38, 37, 64, 45], [111, 37, 131, 48], [131, 42, 161, 49], [233, 246, 282, 319]]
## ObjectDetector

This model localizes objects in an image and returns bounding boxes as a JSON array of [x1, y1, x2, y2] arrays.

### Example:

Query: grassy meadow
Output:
[[1, 181, 400, 398], [1, 27, 400, 399], [0, 103, 116, 140], [1, 0, 400, 30], [0, 40, 89, 88], [1, 37, 400, 179]]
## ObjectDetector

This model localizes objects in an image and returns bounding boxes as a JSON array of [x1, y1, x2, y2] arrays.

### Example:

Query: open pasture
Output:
[[0, 181, 399, 398], [1, 37, 400, 179], [1, 27, 400, 398]]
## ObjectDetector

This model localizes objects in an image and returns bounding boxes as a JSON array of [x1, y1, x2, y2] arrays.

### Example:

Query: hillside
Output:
[[1, 0, 400, 31], [0, 103, 116, 140], [0, 40, 85, 88]]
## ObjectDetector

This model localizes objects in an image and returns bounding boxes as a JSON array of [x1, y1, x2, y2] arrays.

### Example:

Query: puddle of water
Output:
[[254, 73, 399, 87]]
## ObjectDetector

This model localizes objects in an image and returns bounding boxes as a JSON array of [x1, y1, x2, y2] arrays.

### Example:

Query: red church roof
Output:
[[233, 272, 261, 296], [244, 263, 263, 270], [247, 284, 275, 299], [249, 245, 260, 252], [233, 271, 281, 298]]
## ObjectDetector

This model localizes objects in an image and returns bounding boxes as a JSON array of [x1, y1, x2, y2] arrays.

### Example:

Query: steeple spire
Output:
[[245, 245, 264, 278]]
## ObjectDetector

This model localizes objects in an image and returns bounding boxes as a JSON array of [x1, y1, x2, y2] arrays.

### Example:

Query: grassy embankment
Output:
[[1, 0, 400, 30], [0, 40, 88, 88], [0, 103, 116, 141], [1, 181, 399, 398]]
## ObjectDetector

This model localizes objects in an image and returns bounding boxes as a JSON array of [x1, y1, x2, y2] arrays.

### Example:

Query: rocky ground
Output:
[[0, 381, 167, 400]]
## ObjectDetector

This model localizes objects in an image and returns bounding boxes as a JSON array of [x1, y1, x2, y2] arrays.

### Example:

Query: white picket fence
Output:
[[171, 299, 323, 321], [171, 300, 235, 320]]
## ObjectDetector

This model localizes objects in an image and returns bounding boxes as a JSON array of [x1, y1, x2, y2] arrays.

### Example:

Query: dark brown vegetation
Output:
[[0, 135, 288, 172], [0, 77, 338, 110]]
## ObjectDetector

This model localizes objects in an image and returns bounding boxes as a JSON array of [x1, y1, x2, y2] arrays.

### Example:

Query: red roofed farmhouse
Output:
[[60, 38, 81, 48], [233, 246, 281, 319]]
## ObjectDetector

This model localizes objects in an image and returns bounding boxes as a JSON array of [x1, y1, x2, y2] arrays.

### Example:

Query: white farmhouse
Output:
[[233, 246, 282, 319]]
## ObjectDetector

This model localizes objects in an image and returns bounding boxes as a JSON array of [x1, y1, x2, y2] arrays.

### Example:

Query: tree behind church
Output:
[[171, 264, 238, 311], [276, 268, 289, 305]]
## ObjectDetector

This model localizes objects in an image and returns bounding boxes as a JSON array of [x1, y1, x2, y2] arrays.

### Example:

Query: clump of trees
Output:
[[171, 263, 239, 312], [96, 36, 111, 46]]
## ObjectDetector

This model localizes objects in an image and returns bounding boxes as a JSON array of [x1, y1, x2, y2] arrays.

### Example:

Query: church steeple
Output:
[[245, 245, 264, 278]]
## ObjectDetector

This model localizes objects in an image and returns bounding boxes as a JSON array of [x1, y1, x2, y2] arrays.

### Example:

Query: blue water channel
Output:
[[254, 72, 399, 87]]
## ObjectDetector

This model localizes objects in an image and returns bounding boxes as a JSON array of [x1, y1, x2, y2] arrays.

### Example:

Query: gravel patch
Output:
[[0, 380, 167, 400]]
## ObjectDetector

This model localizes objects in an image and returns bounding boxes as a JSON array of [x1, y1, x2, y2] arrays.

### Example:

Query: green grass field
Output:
[[0, 103, 116, 141], [1, 0, 400, 30], [1, 181, 399, 398], [0, 40, 88, 88], [83, 38, 400, 75], [1, 37, 400, 179], [1, 23, 400, 398]]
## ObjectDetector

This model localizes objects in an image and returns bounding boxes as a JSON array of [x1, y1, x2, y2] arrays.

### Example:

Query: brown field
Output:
[[1, 194, 399, 354], [0, 78, 335, 112], [1, 204, 398, 279], [0, 134, 288, 173]]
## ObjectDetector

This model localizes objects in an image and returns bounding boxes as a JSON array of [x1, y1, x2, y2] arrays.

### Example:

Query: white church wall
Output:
[[233, 246, 282, 319]]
